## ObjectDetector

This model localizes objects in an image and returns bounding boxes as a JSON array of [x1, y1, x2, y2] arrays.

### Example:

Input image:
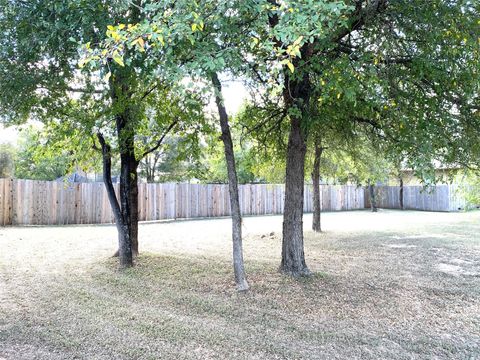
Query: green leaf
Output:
[[287, 61, 295, 73], [113, 55, 124, 67], [103, 71, 111, 82]]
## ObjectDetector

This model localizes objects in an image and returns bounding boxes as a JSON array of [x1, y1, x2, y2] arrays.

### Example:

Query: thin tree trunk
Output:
[[211, 72, 248, 291], [143, 153, 159, 183], [128, 157, 139, 256], [399, 176, 404, 210], [311, 138, 323, 232], [368, 180, 378, 212], [280, 115, 311, 276], [145, 156, 154, 183], [97, 133, 133, 268]]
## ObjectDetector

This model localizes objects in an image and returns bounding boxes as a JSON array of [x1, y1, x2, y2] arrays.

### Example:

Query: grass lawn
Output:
[[0, 209, 479, 359]]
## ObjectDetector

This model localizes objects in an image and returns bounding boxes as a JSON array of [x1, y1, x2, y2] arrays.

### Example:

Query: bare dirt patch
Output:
[[1, 210, 479, 359]]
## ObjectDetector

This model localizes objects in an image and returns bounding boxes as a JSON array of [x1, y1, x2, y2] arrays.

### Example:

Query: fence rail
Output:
[[0, 179, 365, 226]]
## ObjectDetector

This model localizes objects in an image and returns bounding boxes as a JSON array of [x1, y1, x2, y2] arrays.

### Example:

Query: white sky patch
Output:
[[221, 79, 249, 115], [0, 125, 19, 145]]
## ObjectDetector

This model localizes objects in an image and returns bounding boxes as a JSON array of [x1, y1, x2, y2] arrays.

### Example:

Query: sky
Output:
[[0, 125, 18, 145], [0, 80, 249, 146]]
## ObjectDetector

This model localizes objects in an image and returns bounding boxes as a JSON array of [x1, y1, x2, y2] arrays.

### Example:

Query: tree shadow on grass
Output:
[[3, 250, 479, 359]]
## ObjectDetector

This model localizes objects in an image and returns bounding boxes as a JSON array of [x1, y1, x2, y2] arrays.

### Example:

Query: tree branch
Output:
[[141, 120, 178, 159], [97, 132, 123, 225]]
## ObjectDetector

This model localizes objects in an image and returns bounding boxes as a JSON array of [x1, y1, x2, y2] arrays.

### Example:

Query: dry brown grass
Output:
[[0, 210, 479, 359]]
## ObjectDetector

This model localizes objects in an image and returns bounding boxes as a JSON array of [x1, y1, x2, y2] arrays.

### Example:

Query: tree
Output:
[[242, 0, 388, 276], [0, 0, 204, 268], [211, 73, 249, 291], [456, 171, 480, 209], [0, 143, 15, 178], [138, 135, 206, 183], [14, 127, 75, 181], [94, 83, 203, 264], [1, 0, 136, 267], [251, 0, 478, 275]]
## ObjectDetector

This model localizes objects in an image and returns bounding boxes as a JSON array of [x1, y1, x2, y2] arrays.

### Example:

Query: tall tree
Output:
[[211, 73, 249, 291], [250, 0, 388, 276], [251, 0, 478, 275]]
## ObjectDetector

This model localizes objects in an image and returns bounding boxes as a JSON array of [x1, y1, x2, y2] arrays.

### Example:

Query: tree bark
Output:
[[98, 133, 133, 268], [279, 63, 312, 276], [128, 157, 139, 256], [311, 138, 323, 232], [211, 73, 249, 291], [399, 176, 404, 210], [280, 115, 311, 276], [368, 180, 378, 212], [117, 114, 139, 261]]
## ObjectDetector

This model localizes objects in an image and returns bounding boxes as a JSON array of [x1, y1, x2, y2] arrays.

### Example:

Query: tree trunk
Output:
[[211, 73, 249, 291], [368, 180, 378, 212], [280, 115, 311, 276], [107, 68, 139, 266], [279, 59, 312, 276], [143, 154, 159, 183], [128, 157, 139, 256], [97, 133, 133, 268], [113, 158, 138, 261], [144, 156, 154, 183], [311, 138, 323, 232], [399, 176, 404, 210], [117, 118, 139, 262]]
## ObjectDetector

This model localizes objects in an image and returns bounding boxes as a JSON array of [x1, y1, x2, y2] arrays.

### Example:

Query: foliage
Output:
[[138, 135, 207, 183], [0, 0, 204, 162], [247, 0, 479, 186], [1, 1, 478, 184], [0, 143, 15, 178], [202, 134, 258, 184], [456, 171, 480, 210], [301, 0, 480, 181], [14, 127, 76, 181]]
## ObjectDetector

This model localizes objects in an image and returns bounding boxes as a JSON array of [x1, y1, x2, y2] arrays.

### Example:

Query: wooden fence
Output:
[[365, 184, 466, 212], [0, 179, 365, 226], [0, 179, 469, 226]]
